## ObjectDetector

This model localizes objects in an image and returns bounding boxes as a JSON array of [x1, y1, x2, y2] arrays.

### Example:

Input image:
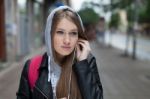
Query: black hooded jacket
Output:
[[16, 53, 103, 99]]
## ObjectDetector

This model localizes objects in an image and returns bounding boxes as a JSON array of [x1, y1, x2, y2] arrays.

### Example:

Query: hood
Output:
[[44, 5, 84, 59]]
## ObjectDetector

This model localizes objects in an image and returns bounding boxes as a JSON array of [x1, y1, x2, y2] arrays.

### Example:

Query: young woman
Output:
[[17, 6, 103, 99]]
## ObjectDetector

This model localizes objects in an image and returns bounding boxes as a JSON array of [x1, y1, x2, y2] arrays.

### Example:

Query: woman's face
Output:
[[53, 18, 78, 58]]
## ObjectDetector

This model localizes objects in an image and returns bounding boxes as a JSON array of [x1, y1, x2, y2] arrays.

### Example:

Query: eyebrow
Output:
[[56, 28, 65, 31], [56, 28, 78, 32]]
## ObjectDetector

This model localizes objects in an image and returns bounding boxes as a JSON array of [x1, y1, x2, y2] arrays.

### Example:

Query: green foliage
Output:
[[139, 0, 150, 23], [111, 0, 150, 24], [109, 12, 120, 28], [110, 0, 134, 11], [126, 6, 134, 24], [78, 8, 99, 25]]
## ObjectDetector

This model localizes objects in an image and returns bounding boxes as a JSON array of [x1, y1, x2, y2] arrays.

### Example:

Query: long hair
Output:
[[51, 9, 87, 99]]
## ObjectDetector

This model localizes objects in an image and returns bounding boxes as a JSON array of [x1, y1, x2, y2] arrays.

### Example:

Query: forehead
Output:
[[56, 18, 78, 30]]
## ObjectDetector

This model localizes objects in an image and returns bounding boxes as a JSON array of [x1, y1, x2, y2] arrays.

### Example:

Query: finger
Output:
[[78, 41, 91, 51], [76, 44, 81, 58], [78, 40, 90, 47], [76, 44, 80, 52], [77, 42, 86, 49]]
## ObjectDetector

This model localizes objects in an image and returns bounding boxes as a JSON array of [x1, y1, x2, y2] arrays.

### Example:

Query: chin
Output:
[[61, 52, 71, 56], [59, 50, 73, 56]]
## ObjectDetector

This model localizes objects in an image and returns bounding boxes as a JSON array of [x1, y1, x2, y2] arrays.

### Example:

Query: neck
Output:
[[55, 53, 65, 66]]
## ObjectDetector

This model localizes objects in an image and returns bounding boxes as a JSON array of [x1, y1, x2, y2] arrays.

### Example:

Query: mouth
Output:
[[61, 46, 71, 50]]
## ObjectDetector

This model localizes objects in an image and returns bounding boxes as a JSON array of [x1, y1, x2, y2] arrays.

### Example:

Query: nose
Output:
[[63, 34, 70, 45]]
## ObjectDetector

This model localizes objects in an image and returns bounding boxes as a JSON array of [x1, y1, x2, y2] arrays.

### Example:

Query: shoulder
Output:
[[87, 53, 96, 64], [73, 53, 96, 69], [22, 53, 46, 72], [20, 59, 31, 79]]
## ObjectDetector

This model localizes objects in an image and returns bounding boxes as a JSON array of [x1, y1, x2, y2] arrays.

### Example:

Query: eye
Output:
[[56, 30, 64, 34], [70, 32, 78, 36]]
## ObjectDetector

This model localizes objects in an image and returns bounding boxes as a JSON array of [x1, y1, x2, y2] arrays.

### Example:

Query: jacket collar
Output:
[[39, 53, 48, 69]]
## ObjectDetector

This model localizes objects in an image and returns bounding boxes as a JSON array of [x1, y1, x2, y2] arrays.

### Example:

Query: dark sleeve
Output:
[[73, 57, 103, 99], [16, 60, 31, 99]]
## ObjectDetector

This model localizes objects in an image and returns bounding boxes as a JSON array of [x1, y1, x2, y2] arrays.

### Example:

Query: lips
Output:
[[61, 46, 71, 50]]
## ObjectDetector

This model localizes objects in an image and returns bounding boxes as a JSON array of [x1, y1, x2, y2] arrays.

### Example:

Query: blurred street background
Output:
[[0, 0, 150, 99]]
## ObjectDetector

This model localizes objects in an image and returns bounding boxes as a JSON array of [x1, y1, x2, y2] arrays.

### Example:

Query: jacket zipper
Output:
[[35, 86, 48, 99]]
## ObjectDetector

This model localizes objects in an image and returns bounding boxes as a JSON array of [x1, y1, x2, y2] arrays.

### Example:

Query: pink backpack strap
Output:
[[28, 55, 42, 90]]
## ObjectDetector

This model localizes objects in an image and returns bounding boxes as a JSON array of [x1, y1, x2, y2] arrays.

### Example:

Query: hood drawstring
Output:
[[48, 56, 51, 82], [48, 56, 61, 98]]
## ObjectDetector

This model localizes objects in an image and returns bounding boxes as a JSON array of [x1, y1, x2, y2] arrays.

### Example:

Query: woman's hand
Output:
[[76, 39, 91, 61]]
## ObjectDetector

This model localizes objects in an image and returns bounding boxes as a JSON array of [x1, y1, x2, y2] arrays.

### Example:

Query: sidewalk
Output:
[[0, 46, 46, 77], [90, 41, 150, 99]]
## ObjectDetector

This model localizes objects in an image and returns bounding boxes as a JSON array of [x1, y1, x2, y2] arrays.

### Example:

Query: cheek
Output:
[[53, 36, 61, 50], [72, 38, 78, 47], [54, 37, 60, 45]]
